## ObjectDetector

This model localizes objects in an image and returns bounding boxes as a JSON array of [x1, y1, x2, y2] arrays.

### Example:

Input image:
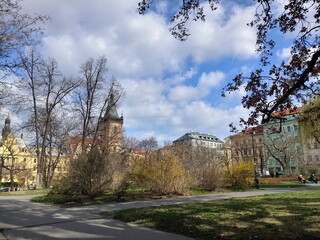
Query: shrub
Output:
[[66, 148, 115, 199], [226, 161, 254, 187], [128, 153, 192, 195], [49, 178, 72, 195], [201, 166, 225, 191]]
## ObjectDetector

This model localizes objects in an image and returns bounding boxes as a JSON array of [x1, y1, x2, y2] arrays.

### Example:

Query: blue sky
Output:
[[5, 0, 293, 144]]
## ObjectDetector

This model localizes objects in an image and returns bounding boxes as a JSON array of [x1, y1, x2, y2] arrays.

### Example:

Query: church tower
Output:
[[98, 93, 123, 152], [2, 116, 11, 141]]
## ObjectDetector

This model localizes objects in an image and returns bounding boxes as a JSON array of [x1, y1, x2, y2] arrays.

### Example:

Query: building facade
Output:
[[173, 132, 223, 149], [263, 108, 304, 175], [224, 126, 266, 175], [0, 117, 68, 187]]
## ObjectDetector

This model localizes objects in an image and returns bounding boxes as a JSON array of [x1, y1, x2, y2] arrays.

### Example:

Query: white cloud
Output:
[[277, 47, 292, 59], [183, 3, 257, 63], [15, 0, 261, 143], [168, 71, 225, 103], [121, 75, 249, 142]]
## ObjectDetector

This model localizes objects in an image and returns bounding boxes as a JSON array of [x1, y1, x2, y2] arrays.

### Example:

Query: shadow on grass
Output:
[[109, 190, 320, 240]]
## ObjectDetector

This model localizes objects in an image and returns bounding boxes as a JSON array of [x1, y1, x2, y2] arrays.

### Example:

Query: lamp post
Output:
[[251, 130, 259, 188]]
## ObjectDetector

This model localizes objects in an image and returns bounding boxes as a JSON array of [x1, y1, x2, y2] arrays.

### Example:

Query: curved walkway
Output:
[[1, 185, 319, 240]]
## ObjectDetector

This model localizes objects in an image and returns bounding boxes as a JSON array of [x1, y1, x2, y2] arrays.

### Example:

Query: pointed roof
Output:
[[104, 93, 123, 121]]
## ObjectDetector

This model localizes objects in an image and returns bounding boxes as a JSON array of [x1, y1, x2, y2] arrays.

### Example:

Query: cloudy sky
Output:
[[17, 0, 291, 144]]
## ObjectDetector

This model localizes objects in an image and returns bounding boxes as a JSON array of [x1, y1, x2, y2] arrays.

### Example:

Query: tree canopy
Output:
[[138, 0, 320, 127]]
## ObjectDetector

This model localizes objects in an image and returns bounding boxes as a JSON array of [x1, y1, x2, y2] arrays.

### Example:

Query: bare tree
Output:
[[74, 56, 124, 149], [138, 136, 158, 152], [173, 142, 224, 186], [0, 0, 48, 78], [265, 134, 301, 176], [123, 135, 140, 150], [138, 0, 320, 127], [18, 52, 80, 188], [64, 56, 125, 198]]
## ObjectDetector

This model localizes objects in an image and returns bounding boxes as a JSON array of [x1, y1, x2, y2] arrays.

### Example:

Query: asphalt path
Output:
[[1, 185, 319, 240]]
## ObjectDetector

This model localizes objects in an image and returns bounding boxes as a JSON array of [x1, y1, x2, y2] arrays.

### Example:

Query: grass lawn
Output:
[[31, 186, 255, 207], [107, 189, 320, 240], [0, 189, 49, 196], [32, 185, 172, 207]]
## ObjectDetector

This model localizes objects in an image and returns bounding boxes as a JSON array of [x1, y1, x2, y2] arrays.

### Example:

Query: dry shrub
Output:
[[226, 160, 254, 187], [128, 153, 192, 195], [66, 148, 115, 198], [201, 166, 225, 191]]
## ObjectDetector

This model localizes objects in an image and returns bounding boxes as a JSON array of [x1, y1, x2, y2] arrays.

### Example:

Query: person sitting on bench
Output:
[[298, 175, 308, 183], [308, 174, 318, 184]]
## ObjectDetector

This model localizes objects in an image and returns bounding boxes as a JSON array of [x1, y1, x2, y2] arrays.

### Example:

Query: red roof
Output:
[[159, 145, 173, 151], [271, 107, 302, 118], [131, 149, 146, 155], [231, 125, 263, 137], [68, 136, 93, 152]]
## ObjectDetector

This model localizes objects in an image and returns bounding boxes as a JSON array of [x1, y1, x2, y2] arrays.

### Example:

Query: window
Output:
[[315, 155, 320, 162], [113, 126, 117, 134], [287, 126, 291, 132], [33, 159, 36, 163], [294, 125, 298, 131], [33, 166, 36, 171], [307, 144, 311, 149], [24, 158, 27, 162], [314, 142, 318, 149], [308, 155, 313, 163]]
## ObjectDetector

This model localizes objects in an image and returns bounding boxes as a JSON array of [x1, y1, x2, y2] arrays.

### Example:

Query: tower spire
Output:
[[2, 115, 11, 141]]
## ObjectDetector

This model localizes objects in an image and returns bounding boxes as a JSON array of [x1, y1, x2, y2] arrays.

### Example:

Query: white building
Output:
[[173, 132, 223, 149]]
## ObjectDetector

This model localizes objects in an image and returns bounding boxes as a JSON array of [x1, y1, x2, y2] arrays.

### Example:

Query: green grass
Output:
[[107, 189, 320, 240], [0, 189, 49, 196], [188, 186, 218, 195], [32, 186, 166, 207]]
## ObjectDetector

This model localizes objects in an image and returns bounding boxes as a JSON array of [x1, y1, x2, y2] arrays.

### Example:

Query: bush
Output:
[[226, 161, 254, 187], [201, 166, 225, 191], [66, 148, 115, 199], [49, 178, 72, 195], [128, 153, 192, 195]]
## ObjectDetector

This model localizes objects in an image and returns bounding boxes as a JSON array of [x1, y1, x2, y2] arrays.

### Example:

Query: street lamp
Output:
[[251, 129, 259, 188]]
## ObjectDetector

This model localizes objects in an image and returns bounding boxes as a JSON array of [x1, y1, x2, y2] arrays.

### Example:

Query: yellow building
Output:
[[1, 96, 126, 188], [0, 117, 68, 188]]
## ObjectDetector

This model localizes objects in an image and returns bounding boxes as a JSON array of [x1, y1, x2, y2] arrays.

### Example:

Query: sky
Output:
[[9, 0, 292, 144]]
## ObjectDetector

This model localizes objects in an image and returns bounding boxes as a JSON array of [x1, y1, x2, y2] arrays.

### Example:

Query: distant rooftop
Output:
[[173, 132, 223, 144], [270, 107, 302, 118]]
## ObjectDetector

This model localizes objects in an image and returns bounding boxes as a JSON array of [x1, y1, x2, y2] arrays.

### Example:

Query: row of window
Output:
[[307, 155, 320, 162], [282, 125, 298, 133], [307, 142, 319, 149], [198, 136, 219, 141]]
